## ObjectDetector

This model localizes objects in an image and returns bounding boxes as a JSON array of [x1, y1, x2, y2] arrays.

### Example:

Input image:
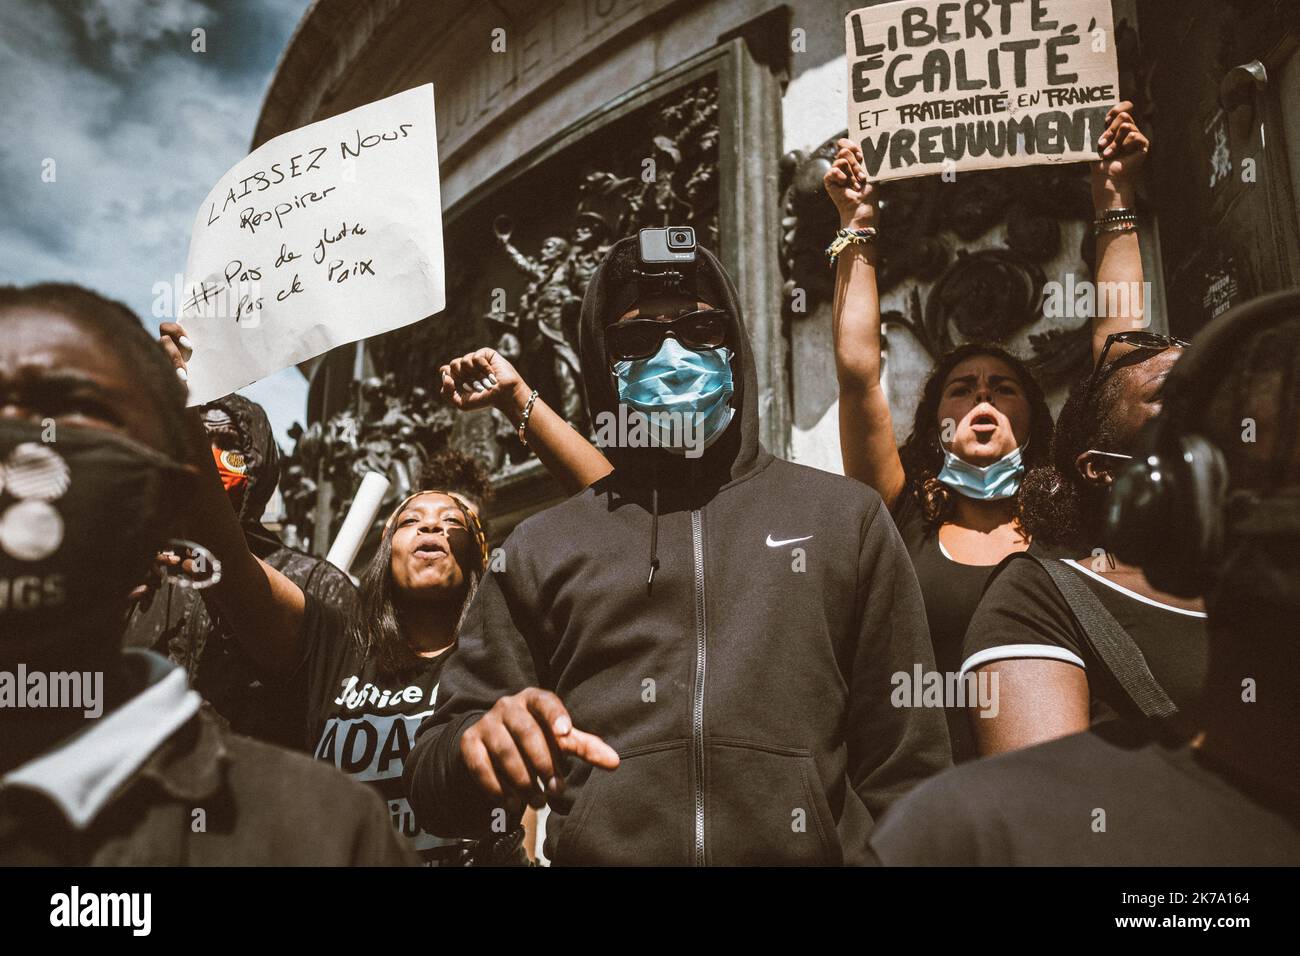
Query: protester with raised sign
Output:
[[869, 292, 1300, 865], [0, 283, 411, 866], [822, 101, 1150, 761]]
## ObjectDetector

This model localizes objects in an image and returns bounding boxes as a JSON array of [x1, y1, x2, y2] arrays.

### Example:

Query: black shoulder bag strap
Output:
[[996, 552, 1179, 720]]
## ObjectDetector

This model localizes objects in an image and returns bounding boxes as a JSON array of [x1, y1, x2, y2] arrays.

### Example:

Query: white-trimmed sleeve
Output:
[[959, 644, 1086, 678]]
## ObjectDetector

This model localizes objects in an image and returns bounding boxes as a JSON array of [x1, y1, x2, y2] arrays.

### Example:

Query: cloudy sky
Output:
[[0, 0, 311, 449]]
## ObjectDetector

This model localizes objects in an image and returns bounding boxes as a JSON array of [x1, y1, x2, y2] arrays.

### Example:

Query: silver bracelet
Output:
[[516, 389, 539, 446]]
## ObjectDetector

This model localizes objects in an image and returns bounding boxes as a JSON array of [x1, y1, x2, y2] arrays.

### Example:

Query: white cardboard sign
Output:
[[180, 84, 444, 405], [845, 0, 1120, 181]]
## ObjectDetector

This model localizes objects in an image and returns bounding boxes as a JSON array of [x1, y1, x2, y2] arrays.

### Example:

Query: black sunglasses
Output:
[[1088, 331, 1190, 393], [606, 308, 729, 362]]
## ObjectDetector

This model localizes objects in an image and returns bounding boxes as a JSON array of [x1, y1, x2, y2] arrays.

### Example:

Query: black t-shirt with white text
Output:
[[300, 595, 466, 865]]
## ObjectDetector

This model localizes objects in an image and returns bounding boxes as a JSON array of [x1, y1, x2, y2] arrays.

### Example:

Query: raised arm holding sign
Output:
[[824, 49, 1149, 760], [845, 0, 1121, 182], [179, 83, 444, 406], [824, 97, 1149, 514]]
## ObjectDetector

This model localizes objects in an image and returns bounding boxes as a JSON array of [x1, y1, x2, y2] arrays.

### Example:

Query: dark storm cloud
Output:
[[0, 0, 311, 446]]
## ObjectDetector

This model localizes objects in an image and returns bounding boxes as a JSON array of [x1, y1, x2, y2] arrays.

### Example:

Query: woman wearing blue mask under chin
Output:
[[823, 102, 1153, 761], [878, 344, 1054, 763]]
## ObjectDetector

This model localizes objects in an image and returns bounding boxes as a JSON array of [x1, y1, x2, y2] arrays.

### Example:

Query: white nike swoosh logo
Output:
[[766, 534, 812, 547]]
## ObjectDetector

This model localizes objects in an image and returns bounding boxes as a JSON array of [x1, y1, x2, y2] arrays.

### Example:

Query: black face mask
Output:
[[0, 419, 191, 651]]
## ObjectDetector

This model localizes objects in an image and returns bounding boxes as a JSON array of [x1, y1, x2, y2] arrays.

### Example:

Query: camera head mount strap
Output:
[[630, 266, 694, 300]]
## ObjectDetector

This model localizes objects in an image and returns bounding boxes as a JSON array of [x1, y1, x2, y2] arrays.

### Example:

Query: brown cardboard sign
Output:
[[845, 0, 1120, 181]]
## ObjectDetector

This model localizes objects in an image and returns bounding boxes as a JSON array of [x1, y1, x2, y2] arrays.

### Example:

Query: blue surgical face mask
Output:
[[937, 443, 1027, 500], [612, 338, 735, 457]]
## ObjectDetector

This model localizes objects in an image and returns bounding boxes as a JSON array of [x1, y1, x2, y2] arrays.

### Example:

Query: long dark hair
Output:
[[346, 494, 484, 681], [897, 343, 1054, 529]]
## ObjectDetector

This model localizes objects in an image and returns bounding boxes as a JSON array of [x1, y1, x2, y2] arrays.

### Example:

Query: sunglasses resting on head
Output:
[[1088, 330, 1190, 393]]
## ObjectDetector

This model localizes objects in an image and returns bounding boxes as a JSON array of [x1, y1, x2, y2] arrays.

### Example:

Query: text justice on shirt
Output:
[[333, 676, 428, 711], [315, 679, 434, 782]]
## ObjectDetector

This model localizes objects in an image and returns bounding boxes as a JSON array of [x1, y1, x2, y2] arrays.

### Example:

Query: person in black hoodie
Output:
[[124, 393, 357, 751], [405, 231, 952, 865]]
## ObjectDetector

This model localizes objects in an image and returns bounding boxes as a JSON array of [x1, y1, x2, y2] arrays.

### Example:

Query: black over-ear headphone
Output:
[[1103, 289, 1300, 598]]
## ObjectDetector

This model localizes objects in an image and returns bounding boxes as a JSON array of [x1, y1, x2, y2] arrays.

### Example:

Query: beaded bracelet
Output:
[[1095, 220, 1139, 236], [826, 227, 879, 266], [1094, 207, 1138, 237]]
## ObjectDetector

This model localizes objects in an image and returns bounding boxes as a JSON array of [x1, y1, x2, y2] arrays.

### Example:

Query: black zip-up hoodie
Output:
[[405, 239, 951, 864]]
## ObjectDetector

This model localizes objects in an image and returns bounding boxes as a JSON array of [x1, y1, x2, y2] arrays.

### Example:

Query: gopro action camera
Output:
[[633, 226, 698, 297], [638, 226, 696, 264]]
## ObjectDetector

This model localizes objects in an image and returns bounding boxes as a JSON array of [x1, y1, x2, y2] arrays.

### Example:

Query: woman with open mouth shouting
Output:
[[157, 322, 500, 865], [823, 102, 1152, 761]]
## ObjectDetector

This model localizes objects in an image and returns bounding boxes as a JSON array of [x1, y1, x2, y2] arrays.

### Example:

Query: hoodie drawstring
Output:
[[647, 483, 660, 595]]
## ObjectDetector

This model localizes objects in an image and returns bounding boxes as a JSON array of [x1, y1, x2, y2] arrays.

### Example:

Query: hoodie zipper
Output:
[[690, 507, 706, 866]]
